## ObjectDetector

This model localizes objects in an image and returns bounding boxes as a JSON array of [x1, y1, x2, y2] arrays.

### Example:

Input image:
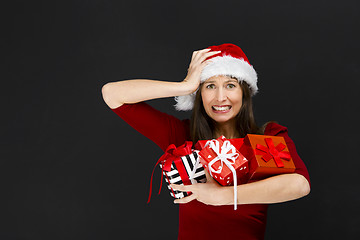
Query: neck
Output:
[[213, 119, 239, 139]]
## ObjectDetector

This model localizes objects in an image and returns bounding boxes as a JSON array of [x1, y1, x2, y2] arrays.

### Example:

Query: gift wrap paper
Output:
[[195, 138, 244, 151], [160, 151, 206, 199], [240, 134, 296, 180], [198, 136, 249, 186]]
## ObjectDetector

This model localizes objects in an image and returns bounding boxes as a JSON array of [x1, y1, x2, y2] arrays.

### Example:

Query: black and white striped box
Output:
[[160, 151, 206, 199]]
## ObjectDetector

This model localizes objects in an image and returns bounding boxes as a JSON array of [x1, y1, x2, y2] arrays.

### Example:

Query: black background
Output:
[[2, 0, 359, 239]]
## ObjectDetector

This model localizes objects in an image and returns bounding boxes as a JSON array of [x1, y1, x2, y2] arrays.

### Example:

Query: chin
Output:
[[210, 115, 234, 124]]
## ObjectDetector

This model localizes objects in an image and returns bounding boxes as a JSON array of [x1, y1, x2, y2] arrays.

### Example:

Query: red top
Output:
[[111, 102, 310, 240]]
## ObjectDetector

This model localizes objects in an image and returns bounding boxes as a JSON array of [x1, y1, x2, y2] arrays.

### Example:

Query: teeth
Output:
[[213, 106, 231, 111]]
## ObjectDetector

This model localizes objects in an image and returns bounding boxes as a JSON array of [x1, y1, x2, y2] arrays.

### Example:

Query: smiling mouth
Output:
[[212, 105, 232, 111]]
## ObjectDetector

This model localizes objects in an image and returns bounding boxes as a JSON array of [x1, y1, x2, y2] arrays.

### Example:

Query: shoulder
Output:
[[263, 121, 288, 136], [110, 102, 190, 150]]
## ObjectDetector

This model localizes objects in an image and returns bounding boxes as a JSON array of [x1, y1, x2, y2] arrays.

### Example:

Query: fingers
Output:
[[188, 50, 219, 72], [200, 59, 214, 68], [191, 48, 211, 58], [174, 193, 197, 204], [199, 50, 221, 61], [171, 184, 197, 204], [191, 49, 221, 63], [184, 48, 221, 89], [170, 183, 193, 192]]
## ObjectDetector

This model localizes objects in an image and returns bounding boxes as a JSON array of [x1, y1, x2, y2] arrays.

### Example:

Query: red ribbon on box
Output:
[[255, 138, 291, 168], [148, 141, 193, 203]]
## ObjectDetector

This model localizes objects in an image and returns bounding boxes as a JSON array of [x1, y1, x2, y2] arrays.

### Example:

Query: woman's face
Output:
[[201, 75, 243, 124]]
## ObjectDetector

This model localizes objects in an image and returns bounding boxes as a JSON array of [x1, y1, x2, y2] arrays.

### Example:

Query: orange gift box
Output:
[[240, 134, 295, 180]]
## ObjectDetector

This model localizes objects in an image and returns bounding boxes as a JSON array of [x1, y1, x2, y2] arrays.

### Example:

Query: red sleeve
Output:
[[110, 102, 190, 152], [264, 122, 311, 186]]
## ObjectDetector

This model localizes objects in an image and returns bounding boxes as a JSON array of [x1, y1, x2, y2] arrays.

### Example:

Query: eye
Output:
[[226, 83, 236, 89], [206, 84, 215, 89]]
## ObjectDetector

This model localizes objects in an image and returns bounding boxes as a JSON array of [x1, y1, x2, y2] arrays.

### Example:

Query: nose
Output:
[[215, 88, 227, 102]]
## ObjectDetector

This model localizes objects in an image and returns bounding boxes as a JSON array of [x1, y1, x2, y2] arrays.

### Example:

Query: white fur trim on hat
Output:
[[201, 55, 258, 93], [174, 55, 258, 111], [174, 93, 196, 111]]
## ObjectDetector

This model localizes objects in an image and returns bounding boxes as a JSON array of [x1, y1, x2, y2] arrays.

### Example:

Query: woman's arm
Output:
[[171, 172, 310, 205], [102, 80, 193, 109], [234, 173, 310, 205], [101, 49, 221, 109]]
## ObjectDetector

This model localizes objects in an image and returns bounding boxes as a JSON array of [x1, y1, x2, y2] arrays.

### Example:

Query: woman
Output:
[[102, 43, 310, 239]]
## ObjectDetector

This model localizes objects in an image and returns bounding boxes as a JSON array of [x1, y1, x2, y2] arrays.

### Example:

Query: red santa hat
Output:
[[174, 43, 258, 111]]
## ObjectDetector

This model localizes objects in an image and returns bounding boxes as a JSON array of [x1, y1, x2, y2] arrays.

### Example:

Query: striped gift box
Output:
[[160, 151, 206, 199]]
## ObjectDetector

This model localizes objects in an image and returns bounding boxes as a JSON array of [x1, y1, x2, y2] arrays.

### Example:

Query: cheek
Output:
[[238, 97, 243, 109], [201, 91, 211, 106], [230, 92, 243, 109], [201, 93, 215, 116], [237, 95, 243, 106]]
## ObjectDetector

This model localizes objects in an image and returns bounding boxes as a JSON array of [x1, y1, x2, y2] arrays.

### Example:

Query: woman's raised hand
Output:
[[102, 48, 221, 109], [182, 49, 221, 93]]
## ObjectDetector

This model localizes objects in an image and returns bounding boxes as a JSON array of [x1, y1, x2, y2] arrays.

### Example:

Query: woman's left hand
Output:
[[170, 169, 233, 206]]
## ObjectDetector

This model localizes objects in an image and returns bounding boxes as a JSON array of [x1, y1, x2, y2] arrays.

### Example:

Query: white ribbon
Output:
[[188, 150, 202, 184], [205, 139, 239, 210]]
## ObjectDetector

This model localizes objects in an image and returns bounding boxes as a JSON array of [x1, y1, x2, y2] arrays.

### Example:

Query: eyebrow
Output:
[[204, 79, 238, 84], [226, 79, 238, 83], [204, 80, 216, 84]]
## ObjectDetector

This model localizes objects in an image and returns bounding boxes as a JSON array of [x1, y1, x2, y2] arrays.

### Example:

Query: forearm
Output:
[[222, 173, 310, 205], [101, 79, 196, 109], [101, 49, 220, 109]]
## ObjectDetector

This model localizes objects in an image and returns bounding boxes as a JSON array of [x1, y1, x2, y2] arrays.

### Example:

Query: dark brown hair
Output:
[[190, 80, 260, 143]]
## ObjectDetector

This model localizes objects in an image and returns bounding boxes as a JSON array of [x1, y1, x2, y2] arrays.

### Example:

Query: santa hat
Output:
[[174, 43, 258, 111]]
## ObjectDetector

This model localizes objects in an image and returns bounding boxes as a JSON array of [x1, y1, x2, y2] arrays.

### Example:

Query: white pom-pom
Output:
[[174, 93, 196, 111]]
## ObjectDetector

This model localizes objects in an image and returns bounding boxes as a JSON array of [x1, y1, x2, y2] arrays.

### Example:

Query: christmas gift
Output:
[[198, 136, 248, 210], [148, 141, 206, 202], [240, 134, 296, 181], [195, 138, 244, 151]]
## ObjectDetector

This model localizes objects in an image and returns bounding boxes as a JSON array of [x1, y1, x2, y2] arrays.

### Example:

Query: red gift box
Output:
[[198, 136, 248, 210], [240, 134, 296, 180], [198, 136, 248, 186], [195, 138, 244, 151]]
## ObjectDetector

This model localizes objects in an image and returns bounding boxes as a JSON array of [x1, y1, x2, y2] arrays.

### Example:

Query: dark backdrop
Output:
[[2, 0, 359, 239]]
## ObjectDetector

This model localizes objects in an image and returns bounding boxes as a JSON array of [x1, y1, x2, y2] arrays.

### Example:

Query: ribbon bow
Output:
[[148, 141, 193, 203], [255, 138, 291, 168], [205, 139, 239, 210]]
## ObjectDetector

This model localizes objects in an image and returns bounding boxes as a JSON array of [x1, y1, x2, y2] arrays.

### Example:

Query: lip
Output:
[[212, 105, 232, 113]]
